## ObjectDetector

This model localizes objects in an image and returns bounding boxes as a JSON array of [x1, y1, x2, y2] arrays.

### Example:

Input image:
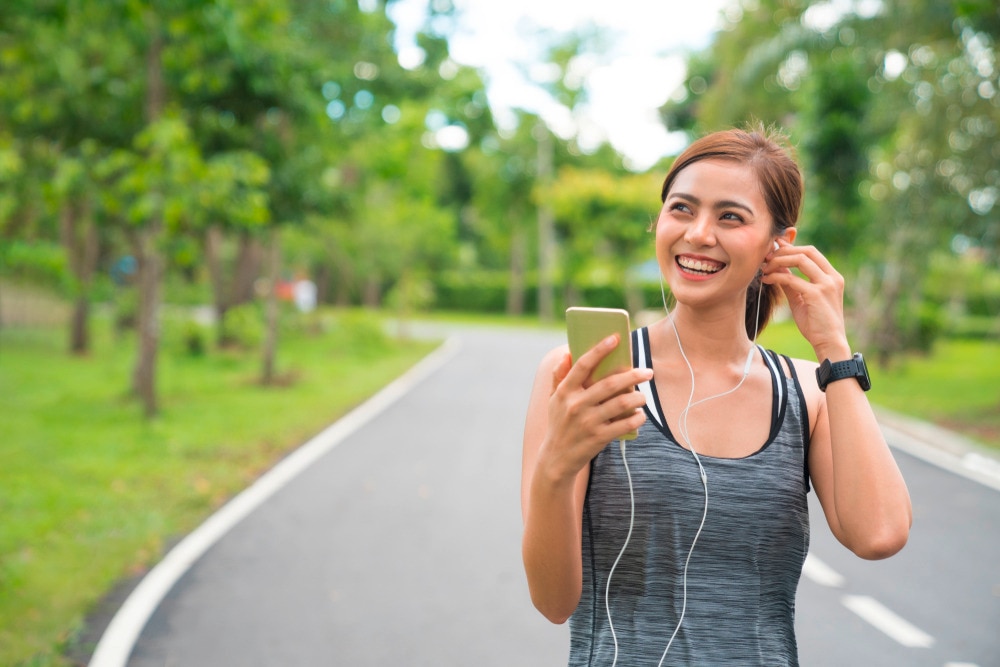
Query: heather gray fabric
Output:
[[568, 328, 811, 666]]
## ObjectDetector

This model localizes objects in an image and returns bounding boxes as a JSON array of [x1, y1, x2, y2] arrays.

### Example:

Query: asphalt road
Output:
[[93, 326, 999, 667]]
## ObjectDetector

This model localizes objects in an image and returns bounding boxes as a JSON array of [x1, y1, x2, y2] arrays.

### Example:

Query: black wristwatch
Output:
[[816, 353, 871, 392]]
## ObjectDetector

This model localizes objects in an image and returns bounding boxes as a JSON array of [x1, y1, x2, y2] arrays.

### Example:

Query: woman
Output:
[[521, 125, 912, 666]]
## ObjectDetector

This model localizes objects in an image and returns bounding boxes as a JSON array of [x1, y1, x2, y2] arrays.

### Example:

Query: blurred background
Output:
[[1, 0, 997, 664]]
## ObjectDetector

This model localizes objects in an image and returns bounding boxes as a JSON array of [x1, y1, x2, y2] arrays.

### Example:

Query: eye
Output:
[[669, 201, 692, 215], [720, 211, 746, 224]]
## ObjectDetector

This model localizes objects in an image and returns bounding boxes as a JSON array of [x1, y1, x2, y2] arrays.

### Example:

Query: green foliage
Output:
[[661, 0, 1000, 359], [799, 52, 874, 260], [430, 270, 665, 314], [433, 271, 525, 313], [0, 241, 67, 288], [922, 250, 1000, 333], [161, 310, 209, 357], [220, 302, 263, 349], [327, 309, 392, 358]]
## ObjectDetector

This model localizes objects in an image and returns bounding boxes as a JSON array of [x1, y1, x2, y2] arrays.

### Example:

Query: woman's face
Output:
[[655, 158, 778, 309]]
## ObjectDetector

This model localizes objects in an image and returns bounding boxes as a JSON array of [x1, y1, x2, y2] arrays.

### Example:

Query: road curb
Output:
[[875, 406, 1000, 493]]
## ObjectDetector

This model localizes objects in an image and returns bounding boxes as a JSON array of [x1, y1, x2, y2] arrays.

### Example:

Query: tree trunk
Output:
[[506, 225, 526, 316], [232, 231, 263, 305], [59, 199, 100, 355], [132, 20, 166, 418], [362, 275, 381, 308], [205, 223, 227, 332], [261, 228, 281, 386], [535, 122, 556, 323], [315, 262, 330, 306], [624, 274, 644, 316], [131, 223, 162, 417]]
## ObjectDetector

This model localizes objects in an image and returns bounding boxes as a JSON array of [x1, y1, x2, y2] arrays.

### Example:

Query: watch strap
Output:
[[816, 353, 871, 392]]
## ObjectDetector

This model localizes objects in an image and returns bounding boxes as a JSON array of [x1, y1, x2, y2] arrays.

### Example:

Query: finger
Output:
[[765, 245, 837, 284], [589, 366, 653, 403], [566, 333, 625, 386], [793, 244, 838, 274], [597, 404, 649, 443], [551, 352, 572, 393], [599, 388, 649, 420]]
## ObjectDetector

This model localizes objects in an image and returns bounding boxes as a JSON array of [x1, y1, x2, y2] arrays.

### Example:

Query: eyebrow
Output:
[[670, 192, 756, 215]]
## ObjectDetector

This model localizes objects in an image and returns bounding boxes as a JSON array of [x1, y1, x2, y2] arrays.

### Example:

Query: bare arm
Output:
[[763, 241, 912, 559], [521, 336, 651, 623]]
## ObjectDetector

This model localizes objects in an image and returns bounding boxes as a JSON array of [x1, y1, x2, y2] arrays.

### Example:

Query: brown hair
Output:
[[660, 123, 803, 337]]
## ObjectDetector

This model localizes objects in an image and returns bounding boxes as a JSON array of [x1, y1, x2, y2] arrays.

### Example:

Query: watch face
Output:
[[855, 353, 872, 391]]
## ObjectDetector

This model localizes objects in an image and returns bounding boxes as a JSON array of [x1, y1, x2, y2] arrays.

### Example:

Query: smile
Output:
[[676, 255, 725, 275]]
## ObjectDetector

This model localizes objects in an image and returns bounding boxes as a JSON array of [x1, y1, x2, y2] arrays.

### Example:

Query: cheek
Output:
[[654, 223, 673, 264]]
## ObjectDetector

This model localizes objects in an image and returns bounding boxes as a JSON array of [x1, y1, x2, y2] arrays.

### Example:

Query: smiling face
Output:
[[656, 158, 778, 310]]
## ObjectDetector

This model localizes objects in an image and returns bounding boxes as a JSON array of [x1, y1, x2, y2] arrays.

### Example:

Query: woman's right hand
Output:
[[539, 334, 652, 482], [521, 335, 652, 622]]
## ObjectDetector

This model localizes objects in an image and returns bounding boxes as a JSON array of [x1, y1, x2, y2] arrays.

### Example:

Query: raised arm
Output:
[[763, 240, 912, 559], [521, 335, 651, 622]]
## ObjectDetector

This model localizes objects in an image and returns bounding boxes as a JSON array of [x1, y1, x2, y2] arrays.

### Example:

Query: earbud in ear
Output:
[[773, 240, 780, 252]]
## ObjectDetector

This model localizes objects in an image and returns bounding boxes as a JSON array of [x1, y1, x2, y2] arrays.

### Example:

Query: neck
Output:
[[659, 302, 754, 367]]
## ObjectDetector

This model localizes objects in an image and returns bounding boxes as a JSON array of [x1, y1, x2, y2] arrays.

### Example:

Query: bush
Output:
[[0, 241, 67, 289], [161, 310, 209, 357], [433, 271, 513, 313], [430, 270, 665, 315], [220, 303, 263, 349], [329, 310, 390, 358]]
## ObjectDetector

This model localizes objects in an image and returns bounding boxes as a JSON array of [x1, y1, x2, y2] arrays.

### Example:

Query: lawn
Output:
[[0, 309, 437, 666]]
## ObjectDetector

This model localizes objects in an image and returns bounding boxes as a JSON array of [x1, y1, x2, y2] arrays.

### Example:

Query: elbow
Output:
[[851, 523, 911, 561], [530, 592, 576, 625], [539, 608, 573, 626]]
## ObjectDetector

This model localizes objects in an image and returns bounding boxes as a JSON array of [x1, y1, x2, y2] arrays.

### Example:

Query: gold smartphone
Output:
[[565, 307, 637, 440]]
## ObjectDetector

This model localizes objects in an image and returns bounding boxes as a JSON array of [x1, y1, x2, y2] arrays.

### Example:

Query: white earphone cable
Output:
[[606, 263, 767, 665], [607, 439, 635, 667]]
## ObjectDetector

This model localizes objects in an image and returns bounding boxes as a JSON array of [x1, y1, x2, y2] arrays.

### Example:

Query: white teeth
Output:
[[678, 257, 724, 274]]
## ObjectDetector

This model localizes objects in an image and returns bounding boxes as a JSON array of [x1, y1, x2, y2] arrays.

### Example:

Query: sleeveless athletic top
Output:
[[568, 328, 811, 666]]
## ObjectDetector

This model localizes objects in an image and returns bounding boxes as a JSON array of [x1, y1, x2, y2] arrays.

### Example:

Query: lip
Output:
[[675, 253, 727, 279]]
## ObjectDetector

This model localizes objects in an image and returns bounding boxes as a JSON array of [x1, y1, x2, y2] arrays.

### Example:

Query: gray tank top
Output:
[[569, 328, 811, 666]]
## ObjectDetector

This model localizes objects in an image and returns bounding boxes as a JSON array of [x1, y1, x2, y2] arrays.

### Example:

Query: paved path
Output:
[[89, 325, 1000, 666], [95, 327, 570, 666]]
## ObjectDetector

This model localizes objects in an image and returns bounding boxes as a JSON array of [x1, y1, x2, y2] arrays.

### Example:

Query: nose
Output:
[[684, 213, 716, 247]]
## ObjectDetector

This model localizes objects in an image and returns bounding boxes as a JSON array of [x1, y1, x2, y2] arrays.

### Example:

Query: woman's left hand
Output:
[[760, 240, 850, 359]]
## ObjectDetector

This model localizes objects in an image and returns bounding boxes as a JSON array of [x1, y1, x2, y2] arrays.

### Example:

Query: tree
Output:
[[540, 165, 661, 312], [661, 0, 1000, 359]]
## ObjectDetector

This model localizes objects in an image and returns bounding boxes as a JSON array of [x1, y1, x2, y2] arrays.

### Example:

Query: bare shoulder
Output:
[[532, 344, 570, 381], [785, 356, 825, 433]]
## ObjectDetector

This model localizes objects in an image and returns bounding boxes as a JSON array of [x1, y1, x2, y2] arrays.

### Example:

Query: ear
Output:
[[779, 228, 798, 244]]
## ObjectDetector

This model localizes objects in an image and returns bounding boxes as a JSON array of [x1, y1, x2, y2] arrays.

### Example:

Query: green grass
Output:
[[0, 310, 437, 666], [758, 319, 1000, 449]]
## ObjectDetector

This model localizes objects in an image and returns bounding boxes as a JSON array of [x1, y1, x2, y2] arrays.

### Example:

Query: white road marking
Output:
[[944, 662, 981, 667], [842, 594, 935, 648], [963, 452, 1000, 483], [88, 337, 463, 667], [802, 552, 845, 588]]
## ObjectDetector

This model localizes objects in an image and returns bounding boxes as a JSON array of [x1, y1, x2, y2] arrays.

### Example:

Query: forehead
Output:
[[667, 159, 764, 204]]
